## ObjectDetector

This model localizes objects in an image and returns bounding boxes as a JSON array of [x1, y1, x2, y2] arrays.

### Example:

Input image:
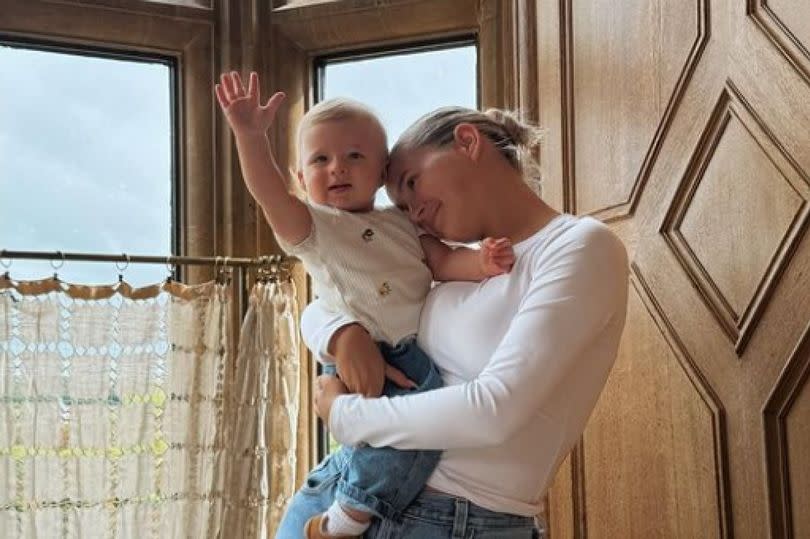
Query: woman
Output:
[[288, 107, 629, 538]]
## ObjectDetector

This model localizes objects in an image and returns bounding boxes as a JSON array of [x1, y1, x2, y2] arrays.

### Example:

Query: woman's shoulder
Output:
[[525, 214, 628, 270]]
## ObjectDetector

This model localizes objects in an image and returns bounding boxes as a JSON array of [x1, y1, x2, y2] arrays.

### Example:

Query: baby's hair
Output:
[[296, 97, 388, 167], [391, 107, 544, 191]]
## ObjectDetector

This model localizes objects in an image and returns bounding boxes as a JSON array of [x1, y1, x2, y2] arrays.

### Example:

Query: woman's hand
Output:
[[215, 71, 285, 138], [314, 375, 349, 423], [480, 237, 515, 276]]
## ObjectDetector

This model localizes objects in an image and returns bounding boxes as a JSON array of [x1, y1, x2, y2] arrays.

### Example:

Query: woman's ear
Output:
[[453, 123, 482, 161]]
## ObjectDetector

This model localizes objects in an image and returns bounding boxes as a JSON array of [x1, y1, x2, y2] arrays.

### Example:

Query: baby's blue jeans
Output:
[[276, 339, 443, 538], [276, 447, 544, 538]]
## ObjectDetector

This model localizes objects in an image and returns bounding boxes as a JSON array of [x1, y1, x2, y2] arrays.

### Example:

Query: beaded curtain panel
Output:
[[0, 275, 300, 538]]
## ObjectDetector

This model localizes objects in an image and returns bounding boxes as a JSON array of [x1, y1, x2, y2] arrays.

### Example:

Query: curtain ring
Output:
[[258, 255, 275, 283], [214, 256, 223, 283], [51, 251, 65, 280], [0, 250, 11, 281], [115, 253, 130, 272], [50, 251, 65, 271], [219, 256, 232, 285], [116, 253, 130, 283]]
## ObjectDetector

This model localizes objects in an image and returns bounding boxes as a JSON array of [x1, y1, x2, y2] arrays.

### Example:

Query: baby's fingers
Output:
[[491, 252, 515, 271], [214, 84, 229, 109], [262, 91, 286, 121], [219, 72, 237, 101], [247, 71, 259, 98], [385, 365, 417, 389], [231, 71, 247, 96]]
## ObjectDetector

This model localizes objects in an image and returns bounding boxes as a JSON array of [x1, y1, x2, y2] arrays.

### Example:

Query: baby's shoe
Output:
[[304, 514, 361, 539]]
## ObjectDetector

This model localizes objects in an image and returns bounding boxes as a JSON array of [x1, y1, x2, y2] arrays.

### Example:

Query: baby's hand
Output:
[[215, 71, 285, 138], [480, 237, 515, 277]]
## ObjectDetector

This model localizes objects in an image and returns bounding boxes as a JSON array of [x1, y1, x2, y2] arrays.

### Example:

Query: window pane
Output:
[[320, 43, 477, 206], [0, 44, 174, 287]]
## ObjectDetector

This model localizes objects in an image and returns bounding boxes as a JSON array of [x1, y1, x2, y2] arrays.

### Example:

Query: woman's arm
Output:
[[327, 223, 629, 450]]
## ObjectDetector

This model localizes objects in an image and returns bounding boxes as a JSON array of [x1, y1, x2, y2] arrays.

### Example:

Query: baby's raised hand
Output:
[[480, 237, 515, 277], [215, 71, 285, 138]]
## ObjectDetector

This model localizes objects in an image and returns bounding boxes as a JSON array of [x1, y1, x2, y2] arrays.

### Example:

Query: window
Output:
[[0, 41, 176, 287], [313, 41, 478, 456]]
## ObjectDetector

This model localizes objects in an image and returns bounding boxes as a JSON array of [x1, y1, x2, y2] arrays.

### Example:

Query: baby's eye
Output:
[[406, 177, 416, 189]]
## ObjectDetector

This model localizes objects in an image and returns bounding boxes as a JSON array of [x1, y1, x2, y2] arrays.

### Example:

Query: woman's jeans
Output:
[[277, 339, 443, 537], [276, 448, 544, 538]]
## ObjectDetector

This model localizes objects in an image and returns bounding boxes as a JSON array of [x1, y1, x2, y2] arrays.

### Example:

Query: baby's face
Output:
[[298, 117, 387, 212]]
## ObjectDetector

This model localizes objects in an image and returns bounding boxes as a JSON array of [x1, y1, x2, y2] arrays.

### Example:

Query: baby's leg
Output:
[[316, 341, 443, 537], [312, 325, 381, 537], [278, 449, 347, 538]]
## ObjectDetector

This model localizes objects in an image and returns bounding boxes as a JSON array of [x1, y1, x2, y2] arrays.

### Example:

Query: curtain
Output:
[[0, 273, 300, 538], [221, 279, 300, 539]]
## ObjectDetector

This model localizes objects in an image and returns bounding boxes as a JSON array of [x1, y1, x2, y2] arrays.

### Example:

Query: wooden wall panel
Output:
[[568, 0, 706, 221], [539, 0, 810, 537], [582, 274, 725, 539]]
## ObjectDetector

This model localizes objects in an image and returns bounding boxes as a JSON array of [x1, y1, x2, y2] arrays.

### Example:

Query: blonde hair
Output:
[[296, 97, 388, 168], [391, 107, 543, 191]]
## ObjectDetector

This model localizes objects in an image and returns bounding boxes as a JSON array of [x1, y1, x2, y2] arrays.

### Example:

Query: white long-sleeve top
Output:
[[302, 213, 629, 516]]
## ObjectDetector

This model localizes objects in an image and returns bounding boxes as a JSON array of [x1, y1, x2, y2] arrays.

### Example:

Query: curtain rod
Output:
[[0, 249, 296, 269]]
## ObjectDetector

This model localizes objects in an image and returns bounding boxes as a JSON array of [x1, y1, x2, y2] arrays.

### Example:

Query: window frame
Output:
[[0, 0, 215, 283], [0, 34, 182, 275]]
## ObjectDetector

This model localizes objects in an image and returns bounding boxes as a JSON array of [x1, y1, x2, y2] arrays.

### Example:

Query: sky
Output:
[[0, 42, 476, 286]]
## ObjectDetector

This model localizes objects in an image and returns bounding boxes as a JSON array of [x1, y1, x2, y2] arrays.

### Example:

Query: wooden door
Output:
[[536, 1, 810, 537]]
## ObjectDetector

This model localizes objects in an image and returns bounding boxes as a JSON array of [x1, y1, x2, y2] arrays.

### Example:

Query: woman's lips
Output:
[[328, 184, 352, 193]]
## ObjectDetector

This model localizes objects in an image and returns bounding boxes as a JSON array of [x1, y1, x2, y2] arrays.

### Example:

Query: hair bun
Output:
[[484, 108, 542, 148]]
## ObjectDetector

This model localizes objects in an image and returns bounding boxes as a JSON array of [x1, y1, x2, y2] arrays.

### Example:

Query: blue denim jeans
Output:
[[276, 339, 443, 537], [366, 490, 545, 538], [275, 448, 545, 538]]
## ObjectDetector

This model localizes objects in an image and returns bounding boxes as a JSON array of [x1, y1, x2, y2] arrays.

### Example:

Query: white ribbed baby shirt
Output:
[[276, 202, 432, 346]]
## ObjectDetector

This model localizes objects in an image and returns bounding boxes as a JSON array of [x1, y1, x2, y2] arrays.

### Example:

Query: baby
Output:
[[216, 71, 514, 539]]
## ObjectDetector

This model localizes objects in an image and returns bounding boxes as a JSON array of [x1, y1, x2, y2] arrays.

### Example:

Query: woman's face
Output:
[[386, 145, 481, 242]]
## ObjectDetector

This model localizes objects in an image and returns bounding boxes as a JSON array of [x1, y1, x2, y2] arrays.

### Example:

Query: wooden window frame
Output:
[[1, 0, 216, 283]]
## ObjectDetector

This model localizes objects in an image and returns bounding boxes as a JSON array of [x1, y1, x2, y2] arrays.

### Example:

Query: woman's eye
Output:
[[349, 152, 363, 159], [406, 177, 416, 189], [312, 155, 327, 164]]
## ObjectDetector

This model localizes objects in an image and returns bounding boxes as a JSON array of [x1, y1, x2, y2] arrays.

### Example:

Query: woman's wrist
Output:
[[327, 394, 345, 438]]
